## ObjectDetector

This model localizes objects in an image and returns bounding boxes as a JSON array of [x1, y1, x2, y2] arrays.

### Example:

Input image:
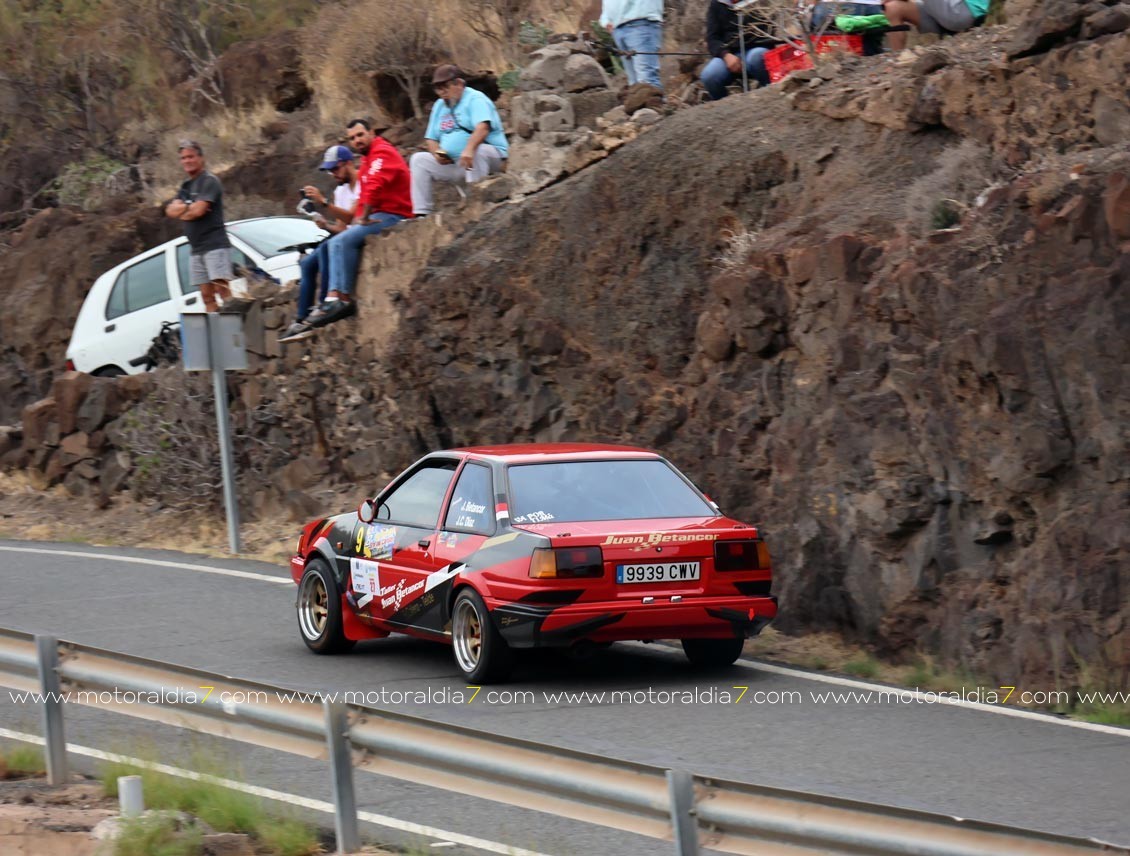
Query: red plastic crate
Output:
[[764, 35, 864, 84]]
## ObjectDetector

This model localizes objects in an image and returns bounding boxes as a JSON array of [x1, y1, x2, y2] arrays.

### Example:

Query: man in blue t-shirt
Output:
[[881, 0, 988, 50], [410, 64, 509, 217]]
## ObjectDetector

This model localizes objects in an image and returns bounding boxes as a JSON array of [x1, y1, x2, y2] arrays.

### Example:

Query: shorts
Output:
[[189, 248, 234, 286], [915, 0, 975, 33]]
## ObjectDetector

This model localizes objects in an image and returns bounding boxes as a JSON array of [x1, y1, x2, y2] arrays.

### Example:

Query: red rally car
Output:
[[290, 443, 777, 682]]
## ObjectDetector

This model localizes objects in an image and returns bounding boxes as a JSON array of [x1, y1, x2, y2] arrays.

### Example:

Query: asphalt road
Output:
[[1, 539, 1127, 854]]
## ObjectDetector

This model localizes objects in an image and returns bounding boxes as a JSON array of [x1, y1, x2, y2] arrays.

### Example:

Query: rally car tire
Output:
[[297, 559, 356, 655], [452, 588, 513, 683], [681, 637, 744, 668]]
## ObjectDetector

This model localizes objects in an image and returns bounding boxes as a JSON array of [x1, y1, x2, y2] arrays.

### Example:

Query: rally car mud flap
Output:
[[706, 599, 777, 638]]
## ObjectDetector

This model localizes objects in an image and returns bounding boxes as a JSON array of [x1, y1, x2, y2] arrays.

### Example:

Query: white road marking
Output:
[[627, 642, 1129, 737], [0, 727, 552, 856], [0, 545, 290, 585], [737, 655, 1130, 737]]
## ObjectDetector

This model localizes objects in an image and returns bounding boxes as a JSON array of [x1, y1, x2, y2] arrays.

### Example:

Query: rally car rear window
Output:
[[506, 459, 716, 523]]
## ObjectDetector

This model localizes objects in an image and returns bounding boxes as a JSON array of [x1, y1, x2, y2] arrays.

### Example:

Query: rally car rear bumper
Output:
[[487, 594, 778, 648]]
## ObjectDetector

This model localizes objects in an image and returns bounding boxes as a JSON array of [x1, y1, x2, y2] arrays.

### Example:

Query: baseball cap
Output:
[[319, 144, 354, 170], [431, 64, 463, 85]]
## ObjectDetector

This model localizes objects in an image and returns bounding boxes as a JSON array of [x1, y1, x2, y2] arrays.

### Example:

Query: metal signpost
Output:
[[733, 0, 761, 93], [180, 313, 247, 554]]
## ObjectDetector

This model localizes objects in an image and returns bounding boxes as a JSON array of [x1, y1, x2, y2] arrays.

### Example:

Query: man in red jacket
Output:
[[308, 118, 412, 327]]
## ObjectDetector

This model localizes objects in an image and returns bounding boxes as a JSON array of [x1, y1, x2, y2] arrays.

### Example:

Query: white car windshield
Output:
[[506, 459, 716, 523], [227, 218, 326, 258]]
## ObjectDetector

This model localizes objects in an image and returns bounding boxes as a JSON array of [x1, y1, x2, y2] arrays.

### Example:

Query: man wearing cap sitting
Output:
[[410, 65, 509, 218], [302, 117, 412, 329], [279, 145, 360, 343]]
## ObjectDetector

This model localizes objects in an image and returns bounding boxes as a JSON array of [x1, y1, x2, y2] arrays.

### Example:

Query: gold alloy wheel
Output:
[[452, 596, 483, 673], [298, 572, 330, 640]]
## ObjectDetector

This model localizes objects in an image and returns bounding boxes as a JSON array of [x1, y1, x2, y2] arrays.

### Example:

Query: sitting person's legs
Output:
[[744, 47, 771, 88], [325, 214, 405, 306], [881, 0, 920, 49], [700, 57, 735, 100], [466, 144, 503, 183], [411, 151, 463, 217], [411, 147, 502, 215], [296, 241, 330, 320]]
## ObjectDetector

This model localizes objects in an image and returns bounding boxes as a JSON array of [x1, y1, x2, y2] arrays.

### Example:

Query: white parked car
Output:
[[66, 216, 326, 376]]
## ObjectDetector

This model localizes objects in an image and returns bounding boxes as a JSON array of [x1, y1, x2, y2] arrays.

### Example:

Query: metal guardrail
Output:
[[0, 626, 1126, 856]]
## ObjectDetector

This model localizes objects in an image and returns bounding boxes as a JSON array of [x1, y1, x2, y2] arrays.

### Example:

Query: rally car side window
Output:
[[378, 458, 458, 529], [443, 462, 494, 535]]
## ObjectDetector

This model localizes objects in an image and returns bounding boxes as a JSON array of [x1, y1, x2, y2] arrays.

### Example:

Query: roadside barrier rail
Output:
[[0, 626, 1125, 856]]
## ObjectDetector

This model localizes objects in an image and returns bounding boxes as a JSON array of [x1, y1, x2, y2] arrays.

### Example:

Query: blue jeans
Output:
[[296, 240, 330, 319], [612, 19, 663, 89], [326, 213, 405, 296], [811, 3, 885, 55], [700, 48, 770, 100]]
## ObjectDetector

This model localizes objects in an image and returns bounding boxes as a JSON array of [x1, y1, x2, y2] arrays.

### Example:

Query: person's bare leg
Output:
[[201, 281, 219, 312], [212, 278, 232, 304], [883, 0, 920, 50]]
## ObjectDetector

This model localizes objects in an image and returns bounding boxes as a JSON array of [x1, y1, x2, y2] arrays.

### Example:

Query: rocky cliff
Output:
[[2, 2, 1127, 691]]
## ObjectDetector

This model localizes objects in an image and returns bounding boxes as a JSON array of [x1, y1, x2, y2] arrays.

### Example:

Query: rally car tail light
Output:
[[529, 547, 604, 579], [714, 539, 770, 571]]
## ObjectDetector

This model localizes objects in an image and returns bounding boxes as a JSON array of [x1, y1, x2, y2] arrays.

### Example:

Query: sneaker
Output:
[[304, 300, 337, 327], [315, 299, 357, 326], [277, 320, 315, 343]]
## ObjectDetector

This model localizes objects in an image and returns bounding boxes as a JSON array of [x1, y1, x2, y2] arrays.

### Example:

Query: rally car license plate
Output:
[[616, 562, 701, 584]]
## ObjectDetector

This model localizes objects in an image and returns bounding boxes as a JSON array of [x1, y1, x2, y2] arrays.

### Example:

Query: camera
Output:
[[296, 190, 318, 217]]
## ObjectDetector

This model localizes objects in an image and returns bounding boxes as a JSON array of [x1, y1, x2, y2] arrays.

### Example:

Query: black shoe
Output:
[[277, 320, 315, 343], [304, 300, 337, 328], [315, 299, 357, 326]]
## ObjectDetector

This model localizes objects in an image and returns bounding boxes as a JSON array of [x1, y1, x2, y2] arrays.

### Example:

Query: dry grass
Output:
[[134, 99, 292, 202], [713, 227, 761, 271], [0, 468, 317, 563], [904, 140, 996, 235]]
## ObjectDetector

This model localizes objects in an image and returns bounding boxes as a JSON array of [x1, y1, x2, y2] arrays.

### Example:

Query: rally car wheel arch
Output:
[[297, 559, 356, 655], [451, 588, 513, 683], [681, 637, 744, 668]]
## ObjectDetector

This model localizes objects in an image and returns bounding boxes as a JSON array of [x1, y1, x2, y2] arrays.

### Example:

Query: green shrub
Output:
[[113, 814, 203, 856], [101, 760, 319, 855], [1, 745, 45, 776], [517, 19, 551, 48], [843, 657, 879, 679], [50, 153, 130, 210], [254, 817, 321, 856]]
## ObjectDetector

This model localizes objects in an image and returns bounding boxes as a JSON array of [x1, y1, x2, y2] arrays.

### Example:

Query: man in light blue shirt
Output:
[[410, 64, 510, 217], [600, 0, 665, 90]]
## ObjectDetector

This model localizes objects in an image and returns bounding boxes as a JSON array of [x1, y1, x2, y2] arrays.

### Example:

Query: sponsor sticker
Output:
[[382, 577, 426, 611], [350, 558, 382, 605], [601, 532, 719, 551], [513, 510, 554, 524], [365, 526, 396, 560]]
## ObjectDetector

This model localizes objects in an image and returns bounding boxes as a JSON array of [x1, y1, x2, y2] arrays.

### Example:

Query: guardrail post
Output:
[[323, 700, 360, 854], [35, 635, 67, 784], [667, 769, 699, 856]]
